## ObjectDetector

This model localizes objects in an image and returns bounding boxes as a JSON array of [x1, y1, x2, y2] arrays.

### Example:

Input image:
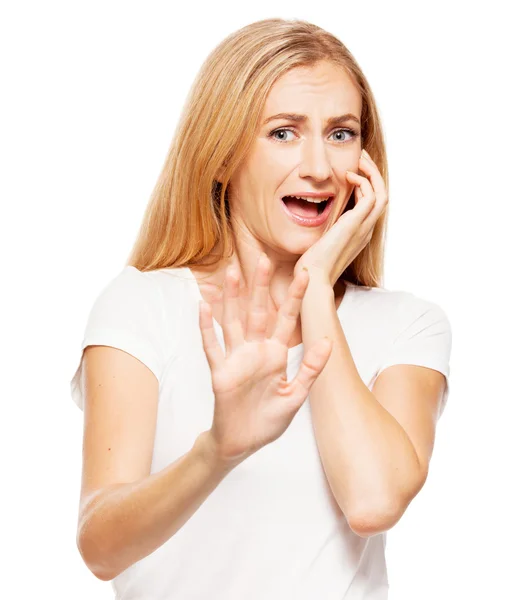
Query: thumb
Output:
[[286, 337, 333, 410]]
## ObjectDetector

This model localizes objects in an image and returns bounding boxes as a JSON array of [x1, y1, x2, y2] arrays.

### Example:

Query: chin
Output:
[[278, 231, 322, 255]]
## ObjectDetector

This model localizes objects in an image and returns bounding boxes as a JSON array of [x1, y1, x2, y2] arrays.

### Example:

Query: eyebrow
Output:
[[262, 112, 361, 127]]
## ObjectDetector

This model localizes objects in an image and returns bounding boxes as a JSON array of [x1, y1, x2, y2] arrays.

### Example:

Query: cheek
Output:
[[255, 143, 295, 173]]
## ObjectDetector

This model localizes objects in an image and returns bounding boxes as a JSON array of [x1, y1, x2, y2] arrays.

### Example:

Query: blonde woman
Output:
[[70, 18, 452, 600]]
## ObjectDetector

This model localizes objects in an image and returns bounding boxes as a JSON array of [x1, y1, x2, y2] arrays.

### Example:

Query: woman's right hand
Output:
[[199, 253, 333, 466]]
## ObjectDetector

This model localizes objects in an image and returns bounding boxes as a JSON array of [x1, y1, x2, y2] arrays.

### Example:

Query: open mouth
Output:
[[281, 195, 332, 217], [280, 195, 335, 227]]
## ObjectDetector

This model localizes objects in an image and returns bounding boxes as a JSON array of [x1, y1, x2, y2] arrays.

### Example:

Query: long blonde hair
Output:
[[126, 18, 389, 288]]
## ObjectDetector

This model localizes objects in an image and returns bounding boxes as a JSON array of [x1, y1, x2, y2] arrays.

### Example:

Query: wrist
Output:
[[301, 278, 335, 310], [195, 430, 244, 474]]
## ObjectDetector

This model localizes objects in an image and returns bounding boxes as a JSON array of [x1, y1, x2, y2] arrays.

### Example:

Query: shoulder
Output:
[[347, 282, 451, 339], [95, 265, 163, 296], [86, 265, 191, 355], [144, 266, 198, 308], [348, 281, 448, 316], [345, 282, 409, 322], [89, 266, 169, 320], [112, 265, 193, 307]]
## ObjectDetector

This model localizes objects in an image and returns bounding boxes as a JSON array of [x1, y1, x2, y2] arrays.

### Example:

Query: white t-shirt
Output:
[[70, 265, 452, 600]]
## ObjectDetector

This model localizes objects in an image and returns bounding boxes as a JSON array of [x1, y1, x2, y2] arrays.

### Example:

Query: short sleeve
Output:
[[375, 295, 453, 419], [69, 266, 171, 411]]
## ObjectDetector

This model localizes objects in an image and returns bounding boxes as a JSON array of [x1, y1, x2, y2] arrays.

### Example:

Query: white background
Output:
[[2, 1, 511, 598]]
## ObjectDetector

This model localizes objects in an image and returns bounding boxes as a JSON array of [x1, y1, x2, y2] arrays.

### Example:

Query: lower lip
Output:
[[280, 197, 335, 227]]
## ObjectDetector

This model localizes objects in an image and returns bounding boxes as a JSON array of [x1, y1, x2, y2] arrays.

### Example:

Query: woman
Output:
[[70, 18, 452, 600]]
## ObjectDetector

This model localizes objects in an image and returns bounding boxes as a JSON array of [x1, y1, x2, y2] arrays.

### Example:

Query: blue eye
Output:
[[269, 127, 359, 143]]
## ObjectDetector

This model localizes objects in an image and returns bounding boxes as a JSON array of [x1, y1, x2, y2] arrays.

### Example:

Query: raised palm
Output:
[[199, 253, 333, 465]]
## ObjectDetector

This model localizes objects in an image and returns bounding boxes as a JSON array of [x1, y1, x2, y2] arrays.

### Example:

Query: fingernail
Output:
[[362, 149, 370, 159]]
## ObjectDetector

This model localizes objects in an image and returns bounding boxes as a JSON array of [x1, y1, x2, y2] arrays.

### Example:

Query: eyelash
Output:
[[268, 127, 359, 144]]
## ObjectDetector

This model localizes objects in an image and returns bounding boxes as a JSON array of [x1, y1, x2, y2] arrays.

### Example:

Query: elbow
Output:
[[348, 470, 428, 538], [92, 565, 118, 582], [346, 496, 410, 538], [347, 506, 401, 538], [92, 568, 117, 583], [76, 529, 118, 582]]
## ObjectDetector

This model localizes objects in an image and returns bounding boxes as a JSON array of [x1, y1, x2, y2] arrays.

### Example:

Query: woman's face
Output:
[[228, 60, 363, 258]]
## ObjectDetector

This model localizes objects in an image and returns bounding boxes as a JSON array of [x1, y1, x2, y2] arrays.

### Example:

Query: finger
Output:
[[355, 183, 364, 204], [286, 337, 333, 411], [359, 152, 387, 201], [272, 268, 309, 347], [346, 171, 375, 210], [354, 175, 387, 235], [199, 300, 225, 371], [358, 155, 389, 228], [222, 266, 245, 355], [345, 171, 376, 229], [246, 253, 271, 343]]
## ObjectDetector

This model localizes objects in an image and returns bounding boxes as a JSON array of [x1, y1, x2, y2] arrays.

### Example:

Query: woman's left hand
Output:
[[294, 149, 388, 287]]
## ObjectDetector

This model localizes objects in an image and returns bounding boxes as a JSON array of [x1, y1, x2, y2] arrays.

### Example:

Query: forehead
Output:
[[264, 61, 361, 116]]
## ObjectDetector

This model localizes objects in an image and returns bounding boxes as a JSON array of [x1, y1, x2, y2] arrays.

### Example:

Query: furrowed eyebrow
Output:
[[262, 112, 361, 127]]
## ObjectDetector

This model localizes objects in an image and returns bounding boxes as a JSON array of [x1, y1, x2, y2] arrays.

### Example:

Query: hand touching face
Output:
[[293, 148, 388, 287]]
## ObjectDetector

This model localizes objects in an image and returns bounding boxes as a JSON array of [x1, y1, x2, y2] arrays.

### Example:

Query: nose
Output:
[[298, 136, 332, 181]]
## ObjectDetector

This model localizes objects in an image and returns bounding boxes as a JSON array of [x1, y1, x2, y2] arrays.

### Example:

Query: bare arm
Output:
[[78, 430, 234, 581], [76, 345, 238, 581]]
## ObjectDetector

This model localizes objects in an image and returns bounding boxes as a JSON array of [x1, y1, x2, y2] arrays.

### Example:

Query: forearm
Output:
[[77, 431, 237, 581], [300, 282, 424, 530]]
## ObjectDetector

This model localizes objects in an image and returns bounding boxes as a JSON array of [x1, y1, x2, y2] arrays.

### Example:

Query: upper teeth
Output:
[[288, 195, 331, 203]]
